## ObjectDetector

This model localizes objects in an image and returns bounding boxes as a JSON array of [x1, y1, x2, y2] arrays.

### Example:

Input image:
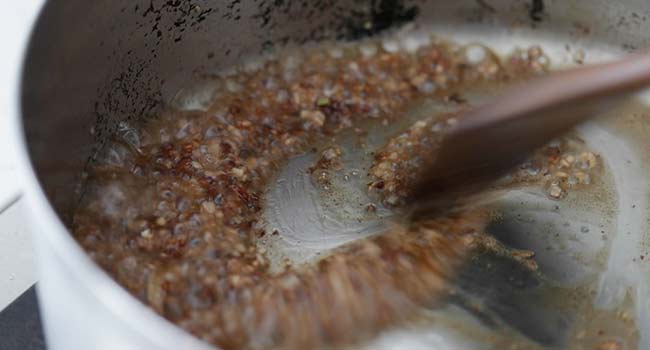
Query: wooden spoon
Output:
[[410, 53, 650, 216]]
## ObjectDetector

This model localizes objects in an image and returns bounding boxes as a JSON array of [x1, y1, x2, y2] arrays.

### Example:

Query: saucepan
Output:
[[14, 0, 650, 349]]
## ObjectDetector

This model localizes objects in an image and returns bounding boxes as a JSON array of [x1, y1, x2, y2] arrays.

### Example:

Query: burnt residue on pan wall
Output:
[[23, 0, 442, 222], [88, 0, 422, 200], [90, 0, 551, 175], [93, 0, 422, 145], [82, 0, 426, 208]]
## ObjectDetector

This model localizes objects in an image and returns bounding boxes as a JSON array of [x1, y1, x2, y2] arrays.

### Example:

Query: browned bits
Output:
[[506, 140, 600, 200], [72, 34, 564, 350], [368, 115, 454, 206], [310, 146, 344, 189], [595, 340, 623, 350]]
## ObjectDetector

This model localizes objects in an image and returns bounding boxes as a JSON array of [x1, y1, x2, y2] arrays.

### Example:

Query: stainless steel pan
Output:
[[15, 1, 650, 349]]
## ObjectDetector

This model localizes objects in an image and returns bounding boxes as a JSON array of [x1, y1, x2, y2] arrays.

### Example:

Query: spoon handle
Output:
[[411, 53, 650, 213]]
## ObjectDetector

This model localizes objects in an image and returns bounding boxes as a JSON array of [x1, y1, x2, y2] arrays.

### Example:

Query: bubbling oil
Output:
[[75, 25, 642, 350]]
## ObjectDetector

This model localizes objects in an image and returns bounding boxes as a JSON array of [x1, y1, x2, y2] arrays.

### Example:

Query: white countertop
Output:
[[0, 199, 35, 311], [0, 1, 44, 311]]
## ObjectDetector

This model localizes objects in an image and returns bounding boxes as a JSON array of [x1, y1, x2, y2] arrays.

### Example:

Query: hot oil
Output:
[[77, 25, 650, 349]]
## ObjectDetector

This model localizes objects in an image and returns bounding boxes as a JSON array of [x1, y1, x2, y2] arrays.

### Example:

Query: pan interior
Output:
[[256, 26, 650, 349]]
